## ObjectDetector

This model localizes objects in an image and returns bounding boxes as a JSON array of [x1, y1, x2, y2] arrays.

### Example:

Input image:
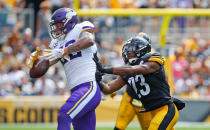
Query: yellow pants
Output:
[[149, 103, 179, 130], [115, 92, 151, 130]]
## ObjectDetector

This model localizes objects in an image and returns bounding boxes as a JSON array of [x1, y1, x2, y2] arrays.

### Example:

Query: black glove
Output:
[[95, 71, 103, 82], [95, 71, 104, 90], [93, 53, 104, 72], [93, 53, 114, 74]]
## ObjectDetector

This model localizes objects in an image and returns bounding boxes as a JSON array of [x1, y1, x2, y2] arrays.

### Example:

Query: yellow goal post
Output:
[[73, 1, 210, 46], [76, 8, 210, 46]]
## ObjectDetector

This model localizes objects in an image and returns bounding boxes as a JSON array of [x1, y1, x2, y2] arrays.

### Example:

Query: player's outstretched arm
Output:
[[42, 31, 95, 61], [111, 62, 160, 76], [63, 31, 95, 56], [96, 72, 126, 94], [93, 54, 160, 76]]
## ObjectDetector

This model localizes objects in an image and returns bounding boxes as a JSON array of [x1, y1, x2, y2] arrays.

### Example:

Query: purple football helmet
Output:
[[49, 8, 78, 40]]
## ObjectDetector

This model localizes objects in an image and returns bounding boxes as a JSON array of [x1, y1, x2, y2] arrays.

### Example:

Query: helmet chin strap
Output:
[[128, 58, 138, 65]]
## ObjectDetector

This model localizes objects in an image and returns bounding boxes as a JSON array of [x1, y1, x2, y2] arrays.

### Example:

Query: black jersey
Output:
[[122, 52, 172, 111], [126, 85, 139, 100]]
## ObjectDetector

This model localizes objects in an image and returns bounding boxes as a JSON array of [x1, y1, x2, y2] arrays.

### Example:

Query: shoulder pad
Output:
[[81, 21, 95, 33], [141, 52, 153, 62], [150, 52, 161, 56], [148, 52, 165, 65]]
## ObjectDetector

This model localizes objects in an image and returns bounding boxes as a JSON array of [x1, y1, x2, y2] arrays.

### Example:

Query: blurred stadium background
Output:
[[0, 0, 210, 129]]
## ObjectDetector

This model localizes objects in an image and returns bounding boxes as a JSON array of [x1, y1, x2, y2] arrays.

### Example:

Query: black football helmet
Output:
[[122, 37, 151, 65], [137, 32, 151, 44]]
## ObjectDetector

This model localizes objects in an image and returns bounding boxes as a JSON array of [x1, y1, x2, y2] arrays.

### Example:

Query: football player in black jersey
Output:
[[94, 36, 184, 130], [112, 32, 152, 130]]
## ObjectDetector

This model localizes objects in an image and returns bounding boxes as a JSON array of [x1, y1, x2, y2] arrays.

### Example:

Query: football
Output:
[[29, 59, 50, 78]]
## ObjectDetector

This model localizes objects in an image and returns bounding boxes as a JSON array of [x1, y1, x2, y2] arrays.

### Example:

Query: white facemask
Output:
[[128, 58, 138, 65]]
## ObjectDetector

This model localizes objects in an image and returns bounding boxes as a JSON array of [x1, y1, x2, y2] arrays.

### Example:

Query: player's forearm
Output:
[[113, 66, 136, 76], [99, 82, 115, 94], [104, 65, 153, 76], [63, 37, 94, 56], [103, 66, 137, 76]]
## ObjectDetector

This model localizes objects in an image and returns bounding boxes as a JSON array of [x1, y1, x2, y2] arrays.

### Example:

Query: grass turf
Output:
[[1, 127, 210, 130], [0, 123, 210, 130]]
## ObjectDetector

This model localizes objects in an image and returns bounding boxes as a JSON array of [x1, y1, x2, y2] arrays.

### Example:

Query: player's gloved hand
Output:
[[43, 48, 64, 61], [93, 53, 113, 74], [28, 47, 40, 68], [95, 71, 104, 90], [93, 53, 103, 71], [110, 92, 117, 98], [95, 71, 103, 82]]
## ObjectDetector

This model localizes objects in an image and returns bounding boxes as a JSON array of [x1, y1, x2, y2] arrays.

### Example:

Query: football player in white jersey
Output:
[[28, 8, 101, 130]]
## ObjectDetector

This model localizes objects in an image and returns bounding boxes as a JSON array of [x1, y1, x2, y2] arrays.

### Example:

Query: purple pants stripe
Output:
[[57, 81, 101, 130], [67, 81, 93, 116], [68, 81, 98, 119]]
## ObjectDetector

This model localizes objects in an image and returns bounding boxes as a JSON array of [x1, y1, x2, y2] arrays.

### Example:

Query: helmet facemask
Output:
[[122, 44, 140, 65], [49, 21, 65, 40]]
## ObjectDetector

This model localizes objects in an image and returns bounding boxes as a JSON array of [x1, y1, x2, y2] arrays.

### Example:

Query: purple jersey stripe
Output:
[[82, 26, 95, 30]]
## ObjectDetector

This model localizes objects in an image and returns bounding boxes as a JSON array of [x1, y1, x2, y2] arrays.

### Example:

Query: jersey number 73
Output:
[[128, 75, 150, 99]]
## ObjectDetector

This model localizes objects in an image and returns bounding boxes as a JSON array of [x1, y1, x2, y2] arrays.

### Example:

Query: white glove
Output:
[[28, 47, 40, 68], [42, 49, 65, 61]]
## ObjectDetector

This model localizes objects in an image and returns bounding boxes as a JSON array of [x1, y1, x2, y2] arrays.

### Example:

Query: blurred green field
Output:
[[1, 127, 210, 130], [0, 123, 210, 130]]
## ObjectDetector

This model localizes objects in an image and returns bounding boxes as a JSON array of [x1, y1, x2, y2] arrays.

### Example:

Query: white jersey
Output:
[[49, 21, 97, 90]]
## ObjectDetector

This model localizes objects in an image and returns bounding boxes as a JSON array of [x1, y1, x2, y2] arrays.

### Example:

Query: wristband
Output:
[[103, 67, 114, 74]]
